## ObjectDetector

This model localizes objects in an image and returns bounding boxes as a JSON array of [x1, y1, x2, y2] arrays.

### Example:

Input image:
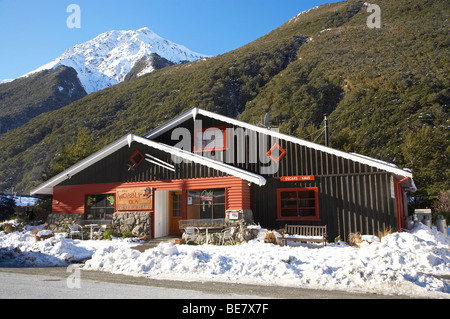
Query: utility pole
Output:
[[324, 114, 329, 147]]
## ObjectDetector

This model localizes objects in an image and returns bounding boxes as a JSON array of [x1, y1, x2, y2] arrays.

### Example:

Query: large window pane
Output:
[[278, 188, 319, 220], [213, 204, 225, 219], [86, 194, 114, 220], [213, 190, 225, 204], [186, 188, 225, 220], [299, 208, 316, 217]]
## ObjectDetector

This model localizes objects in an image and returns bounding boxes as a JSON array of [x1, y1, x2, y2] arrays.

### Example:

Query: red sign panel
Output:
[[280, 175, 315, 182]]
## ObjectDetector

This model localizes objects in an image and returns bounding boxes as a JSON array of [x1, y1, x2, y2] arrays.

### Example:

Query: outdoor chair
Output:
[[93, 224, 107, 238], [69, 225, 83, 240], [220, 227, 235, 245], [184, 226, 199, 244]]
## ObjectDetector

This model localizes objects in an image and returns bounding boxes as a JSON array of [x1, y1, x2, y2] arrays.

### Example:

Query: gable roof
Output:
[[30, 134, 266, 195], [145, 107, 414, 180]]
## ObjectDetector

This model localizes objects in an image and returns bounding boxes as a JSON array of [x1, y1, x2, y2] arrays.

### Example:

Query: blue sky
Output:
[[0, 0, 332, 80]]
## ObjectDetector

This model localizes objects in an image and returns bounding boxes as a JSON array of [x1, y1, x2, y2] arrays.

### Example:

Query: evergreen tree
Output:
[[46, 126, 96, 179], [0, 196, 16, 221], [401, 126, 450, 208]]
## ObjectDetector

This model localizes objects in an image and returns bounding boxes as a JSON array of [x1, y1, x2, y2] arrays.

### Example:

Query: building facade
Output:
[[31, 108, 415, 241]]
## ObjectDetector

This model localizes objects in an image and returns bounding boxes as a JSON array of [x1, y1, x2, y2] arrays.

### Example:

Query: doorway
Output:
[[169, 191, 182, 236], [154, 190, 168, 238]]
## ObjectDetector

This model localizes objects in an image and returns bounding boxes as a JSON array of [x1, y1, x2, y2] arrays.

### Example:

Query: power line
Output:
[[312, 127, 326, 143]]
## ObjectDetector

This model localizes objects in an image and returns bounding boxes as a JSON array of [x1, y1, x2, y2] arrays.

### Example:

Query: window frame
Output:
[[186, 188, 226, 220], [193, 126, 227, 153], [85, 193, 115, 221], [171, 192, 183, 218], [277, 187, 320, 221]]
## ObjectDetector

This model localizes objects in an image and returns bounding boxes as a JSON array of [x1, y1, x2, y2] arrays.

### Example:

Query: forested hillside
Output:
[[0, 65, 86, 133], [239, 0, 449, 207], [0, 0, 447, 209]]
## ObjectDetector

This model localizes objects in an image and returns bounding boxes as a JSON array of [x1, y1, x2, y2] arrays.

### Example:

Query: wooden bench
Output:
[[282, 225, 327, 247]]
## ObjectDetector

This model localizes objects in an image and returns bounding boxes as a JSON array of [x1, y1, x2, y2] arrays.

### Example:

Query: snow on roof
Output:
[[145, 107, 414, 179], [30, 134, 266, 195]]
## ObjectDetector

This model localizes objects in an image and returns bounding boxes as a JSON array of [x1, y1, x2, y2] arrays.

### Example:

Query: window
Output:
[[193, 126, 227, 153], [172, 192, 182, 218], [277, 187, 319, 221], [186, 189, 225, 220], [85, 194, 115, 220]]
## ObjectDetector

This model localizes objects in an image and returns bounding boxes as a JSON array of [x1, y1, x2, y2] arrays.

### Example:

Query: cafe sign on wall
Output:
[[280, 175, 315, 182], [116, 187, 153, 211]]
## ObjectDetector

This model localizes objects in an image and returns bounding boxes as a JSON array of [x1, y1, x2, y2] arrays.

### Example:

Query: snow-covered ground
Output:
[[0, 221, 448, 299]]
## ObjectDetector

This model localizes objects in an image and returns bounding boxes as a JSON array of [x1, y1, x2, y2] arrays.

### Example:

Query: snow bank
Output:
[[85, 223, 449, 298], [1, 223, 449, 298], [0, 225, 138, 267]]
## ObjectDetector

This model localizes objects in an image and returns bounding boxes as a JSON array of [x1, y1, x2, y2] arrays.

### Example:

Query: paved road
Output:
[[0, 266, 409, 299]]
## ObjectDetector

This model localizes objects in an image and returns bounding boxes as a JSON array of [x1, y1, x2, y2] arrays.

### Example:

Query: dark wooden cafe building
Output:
[[31, 108, 416, 242]]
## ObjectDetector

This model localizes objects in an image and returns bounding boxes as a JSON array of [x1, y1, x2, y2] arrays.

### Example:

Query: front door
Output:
[[169, 191, 182, 236]]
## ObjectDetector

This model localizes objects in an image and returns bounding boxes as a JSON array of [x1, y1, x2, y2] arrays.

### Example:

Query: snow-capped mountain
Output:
[[21, 27, 208, 93]]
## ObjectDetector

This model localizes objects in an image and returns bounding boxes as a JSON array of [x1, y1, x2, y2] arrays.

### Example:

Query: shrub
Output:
[[348, 232, 362, 247], [102, 228, 115, 240], [377, 227, 393, 241], [122, 231, 134, 239], [1, 223, 15, 234]]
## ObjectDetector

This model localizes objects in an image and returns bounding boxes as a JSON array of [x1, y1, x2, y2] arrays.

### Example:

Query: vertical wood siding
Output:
[[152, 114, 400, 240], [56, 113, 402, 240]]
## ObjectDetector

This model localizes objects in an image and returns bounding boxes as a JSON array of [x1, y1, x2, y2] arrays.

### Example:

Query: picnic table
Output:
[[83, 224, 100, 240], [80, 220, 112, 239]]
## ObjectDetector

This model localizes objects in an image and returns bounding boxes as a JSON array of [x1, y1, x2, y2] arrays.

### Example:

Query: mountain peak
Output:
[[21, 28, 208, 93], [137, 27, 152, 33]]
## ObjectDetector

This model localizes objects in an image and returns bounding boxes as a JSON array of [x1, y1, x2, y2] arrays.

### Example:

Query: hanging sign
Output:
[[200, 190, 213, 201], [116, 187, 153, 211], [280, 175, 315, 182]]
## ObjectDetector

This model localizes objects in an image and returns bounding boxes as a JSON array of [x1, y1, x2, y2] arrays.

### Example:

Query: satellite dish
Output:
[[264, 113, 270, 127]]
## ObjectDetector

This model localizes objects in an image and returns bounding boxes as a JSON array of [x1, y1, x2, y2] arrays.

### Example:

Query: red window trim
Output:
[[277, 187, 320, 221], [193, 126, 228, 153]]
